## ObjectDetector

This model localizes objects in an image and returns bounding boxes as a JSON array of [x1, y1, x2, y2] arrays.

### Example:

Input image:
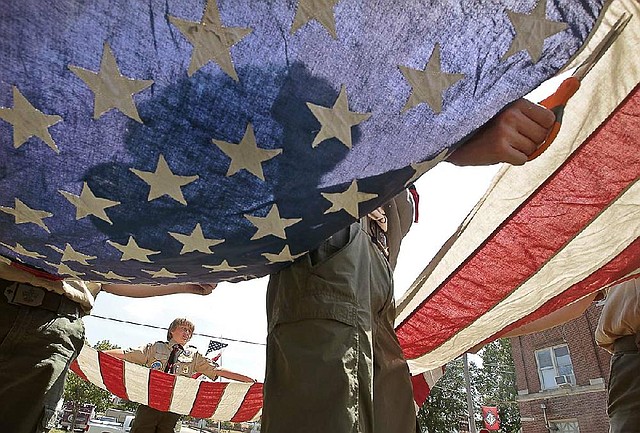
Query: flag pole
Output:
[[463, 353, 477, 433]]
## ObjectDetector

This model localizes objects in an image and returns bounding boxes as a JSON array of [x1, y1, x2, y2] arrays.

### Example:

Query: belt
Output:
[[613, 334, 640, 353], [0, 279, 85, 318]]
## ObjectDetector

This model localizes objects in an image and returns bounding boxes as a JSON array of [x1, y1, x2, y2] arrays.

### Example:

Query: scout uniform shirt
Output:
[[0, 261, 101, 312], [595, 276, 640, 353], [122, 340, 220, 379]]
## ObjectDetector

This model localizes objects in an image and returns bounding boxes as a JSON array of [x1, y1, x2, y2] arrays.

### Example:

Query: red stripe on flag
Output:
[[479, 238, 640, 346], [397, 86, 640, 360], [147, 370, 177, 412], [10, 260, 63, 281], [98, 352, 129, 400], [230, 383, 264, 423], [69, 359, 87, 381], [189, 381, 228, 419], [411, 374, 432, 408]]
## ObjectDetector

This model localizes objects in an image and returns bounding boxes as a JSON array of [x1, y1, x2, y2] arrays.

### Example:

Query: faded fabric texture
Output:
[[0, 0, 605, 283]]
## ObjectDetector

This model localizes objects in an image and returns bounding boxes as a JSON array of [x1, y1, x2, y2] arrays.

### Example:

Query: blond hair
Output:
[[167, 318, 195, 341]]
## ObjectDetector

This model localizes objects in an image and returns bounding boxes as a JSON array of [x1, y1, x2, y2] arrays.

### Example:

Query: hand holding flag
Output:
[[0, 0, 607, 284]]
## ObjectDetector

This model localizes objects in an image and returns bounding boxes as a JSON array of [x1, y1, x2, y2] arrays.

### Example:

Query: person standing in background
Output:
[[594, 275, 640, 433], [0, 259, 217, 433], [106, 317, 256, 433]]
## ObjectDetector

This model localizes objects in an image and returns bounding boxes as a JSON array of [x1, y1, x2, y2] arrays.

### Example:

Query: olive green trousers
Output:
[[608, 337, 640, 432], [0, 284, 84, 433], [130, 405, 181, 433], [263, 224, 416, 433]]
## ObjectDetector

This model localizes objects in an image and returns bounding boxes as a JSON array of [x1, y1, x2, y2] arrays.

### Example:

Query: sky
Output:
[[83, 162, 501, 382]]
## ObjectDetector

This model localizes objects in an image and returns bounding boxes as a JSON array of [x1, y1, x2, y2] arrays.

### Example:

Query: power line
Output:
[[88, 314, 266, 346]]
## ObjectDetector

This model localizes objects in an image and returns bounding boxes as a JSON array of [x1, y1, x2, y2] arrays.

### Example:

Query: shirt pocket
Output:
[[150, 343, 170, 369]]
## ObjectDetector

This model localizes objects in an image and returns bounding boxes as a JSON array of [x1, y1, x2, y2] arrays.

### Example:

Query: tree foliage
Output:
[[417, 358, 480, 432], [417, 339, 520, 432], [475, 339, 521, 433]]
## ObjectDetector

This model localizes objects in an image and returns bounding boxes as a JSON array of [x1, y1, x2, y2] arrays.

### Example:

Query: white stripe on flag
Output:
[[124, 361, 150, 405], [76, 344, 105, 390], [169, 374, 200, 415], [408, 180, 640, 371], [210, 382, 252, 421], [423, 367, 444, 390], [396, 0, 640, 326]]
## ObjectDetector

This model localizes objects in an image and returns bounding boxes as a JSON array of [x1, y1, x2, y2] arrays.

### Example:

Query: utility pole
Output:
[[71, 388, 80, 433], [463, 353, 477, 433]]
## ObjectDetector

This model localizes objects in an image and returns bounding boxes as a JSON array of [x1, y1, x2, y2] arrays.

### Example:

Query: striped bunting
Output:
[[395, 0, 640, 382], [411, 366, 445, 410], [70, 345, 262, 422]]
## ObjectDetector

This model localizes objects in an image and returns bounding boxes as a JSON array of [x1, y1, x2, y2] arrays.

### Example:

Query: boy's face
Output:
[[171, 324, 193, 346]]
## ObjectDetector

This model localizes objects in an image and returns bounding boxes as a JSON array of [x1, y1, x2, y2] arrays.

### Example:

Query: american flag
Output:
[[0, 0, 606, 284], [70, 345, 262, 422], [397, 0, 640, 406], [206, 339, 228, 357]]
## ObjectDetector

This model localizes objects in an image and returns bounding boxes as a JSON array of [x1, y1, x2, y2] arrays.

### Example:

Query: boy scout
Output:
[[498, 274, 640, 432], [0, 260, 216, 433], [106, 317, 255, 433], [262, 98, 556, 433]]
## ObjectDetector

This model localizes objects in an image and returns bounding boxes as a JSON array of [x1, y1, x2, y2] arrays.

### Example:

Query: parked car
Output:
[[60, 402, 95, 432], [85, 415, 134, 433], [104, 408, 135, 423]]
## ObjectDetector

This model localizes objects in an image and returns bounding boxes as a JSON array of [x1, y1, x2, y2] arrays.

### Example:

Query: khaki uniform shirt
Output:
[[0, 261, 101, 311], [595, 276, 640, 353], [122, 340, 219, 379]]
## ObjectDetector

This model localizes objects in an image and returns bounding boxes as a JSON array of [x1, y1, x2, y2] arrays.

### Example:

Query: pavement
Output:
[[179, 427, 204, 433], [180, 426, 231, 433]]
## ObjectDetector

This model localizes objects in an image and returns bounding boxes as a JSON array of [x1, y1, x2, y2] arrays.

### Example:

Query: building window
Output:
[[535, 344, 576, 390], [550, 419, 580, 432]]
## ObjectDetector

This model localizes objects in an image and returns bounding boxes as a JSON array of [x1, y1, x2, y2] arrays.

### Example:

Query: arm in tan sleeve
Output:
[[467, 293, 599, 354], [215, 368, 256, 383], [103, 349, 126, 359], [104, 344, 151, 365], [193, 352, 221, 380], [193, 353, 255, 383], [102, 283, 216, 298], [502, 292, 599, 338]]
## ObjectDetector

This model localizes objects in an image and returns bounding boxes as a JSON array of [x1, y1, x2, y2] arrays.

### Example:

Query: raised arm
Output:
[[102, 283, 217, 298], [447, 98, 555, 167], [215, 368, 257, 383], [501, 292, 599, 338], [103, 349, 126, 359]]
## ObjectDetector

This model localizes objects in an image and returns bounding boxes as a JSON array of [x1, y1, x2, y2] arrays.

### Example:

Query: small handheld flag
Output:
[[206, 340, 229, 357]]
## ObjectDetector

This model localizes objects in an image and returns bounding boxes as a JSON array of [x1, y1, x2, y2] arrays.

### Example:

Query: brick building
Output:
[[509, 302, 611, 433]]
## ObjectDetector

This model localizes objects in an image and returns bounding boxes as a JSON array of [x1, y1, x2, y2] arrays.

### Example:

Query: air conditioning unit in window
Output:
[[554, 375, 572, 387]]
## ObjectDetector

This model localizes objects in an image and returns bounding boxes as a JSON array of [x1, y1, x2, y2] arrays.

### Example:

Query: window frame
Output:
[[549, 418, 580, 433], [534, 343, 576, 390]]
